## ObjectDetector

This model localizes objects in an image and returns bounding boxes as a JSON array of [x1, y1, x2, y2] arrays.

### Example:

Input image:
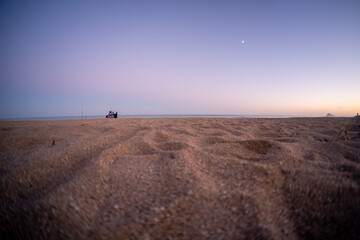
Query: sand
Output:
[[1, 117, 359, 239]]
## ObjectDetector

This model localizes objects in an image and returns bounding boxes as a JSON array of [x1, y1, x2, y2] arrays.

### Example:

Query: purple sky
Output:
[[1, 0, 359, 118]]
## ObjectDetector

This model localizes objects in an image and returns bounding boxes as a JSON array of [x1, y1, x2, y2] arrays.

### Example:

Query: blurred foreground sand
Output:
[[1, 117, 359, 239]]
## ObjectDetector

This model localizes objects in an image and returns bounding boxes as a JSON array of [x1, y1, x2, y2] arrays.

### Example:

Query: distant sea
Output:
[[1, 114, 302, 121]]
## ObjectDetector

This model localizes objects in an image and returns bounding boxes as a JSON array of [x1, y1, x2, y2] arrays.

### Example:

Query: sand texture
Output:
[[1, 117, 360, 239]]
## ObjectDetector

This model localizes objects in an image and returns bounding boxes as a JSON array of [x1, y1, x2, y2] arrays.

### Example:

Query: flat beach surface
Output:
[[1, 117, 359, 239]]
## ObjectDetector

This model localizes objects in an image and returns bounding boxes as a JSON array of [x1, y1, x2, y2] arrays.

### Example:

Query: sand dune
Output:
[[1, 117, 359, 239]]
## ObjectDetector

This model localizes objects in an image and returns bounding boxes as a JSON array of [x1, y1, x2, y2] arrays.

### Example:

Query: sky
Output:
[[0, 0, 359, 118]]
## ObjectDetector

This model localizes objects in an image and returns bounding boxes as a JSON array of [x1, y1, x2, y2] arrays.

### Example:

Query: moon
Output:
[[242, 40, 245, 44]]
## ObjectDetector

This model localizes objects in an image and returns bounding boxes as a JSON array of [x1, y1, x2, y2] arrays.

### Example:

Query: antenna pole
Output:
[[81, 97, 84, 119]]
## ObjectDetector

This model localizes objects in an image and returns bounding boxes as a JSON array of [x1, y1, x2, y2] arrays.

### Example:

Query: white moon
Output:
[[242, 40, 245, 44]]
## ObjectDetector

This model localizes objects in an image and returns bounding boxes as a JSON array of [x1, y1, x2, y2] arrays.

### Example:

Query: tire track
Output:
[[0, 127, 147, 239]]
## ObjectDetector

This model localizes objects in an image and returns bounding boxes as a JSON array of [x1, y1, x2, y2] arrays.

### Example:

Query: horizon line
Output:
[[1, 113, 357, 121]]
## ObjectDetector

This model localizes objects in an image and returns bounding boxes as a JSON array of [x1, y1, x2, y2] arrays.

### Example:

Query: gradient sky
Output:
[[1, 0, 359, 118]]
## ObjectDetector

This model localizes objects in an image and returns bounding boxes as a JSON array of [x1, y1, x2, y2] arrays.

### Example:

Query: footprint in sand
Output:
[[117, 141, 157, 156], [158, 142, 188, 151], [239, 140, 273, 155]]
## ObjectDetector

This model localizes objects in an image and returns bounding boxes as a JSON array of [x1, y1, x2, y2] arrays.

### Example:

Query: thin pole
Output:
[[81, 97, 84, 119]]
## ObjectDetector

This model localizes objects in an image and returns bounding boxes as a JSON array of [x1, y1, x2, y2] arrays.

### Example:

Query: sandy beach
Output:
[[1, 117, 359, 239]]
